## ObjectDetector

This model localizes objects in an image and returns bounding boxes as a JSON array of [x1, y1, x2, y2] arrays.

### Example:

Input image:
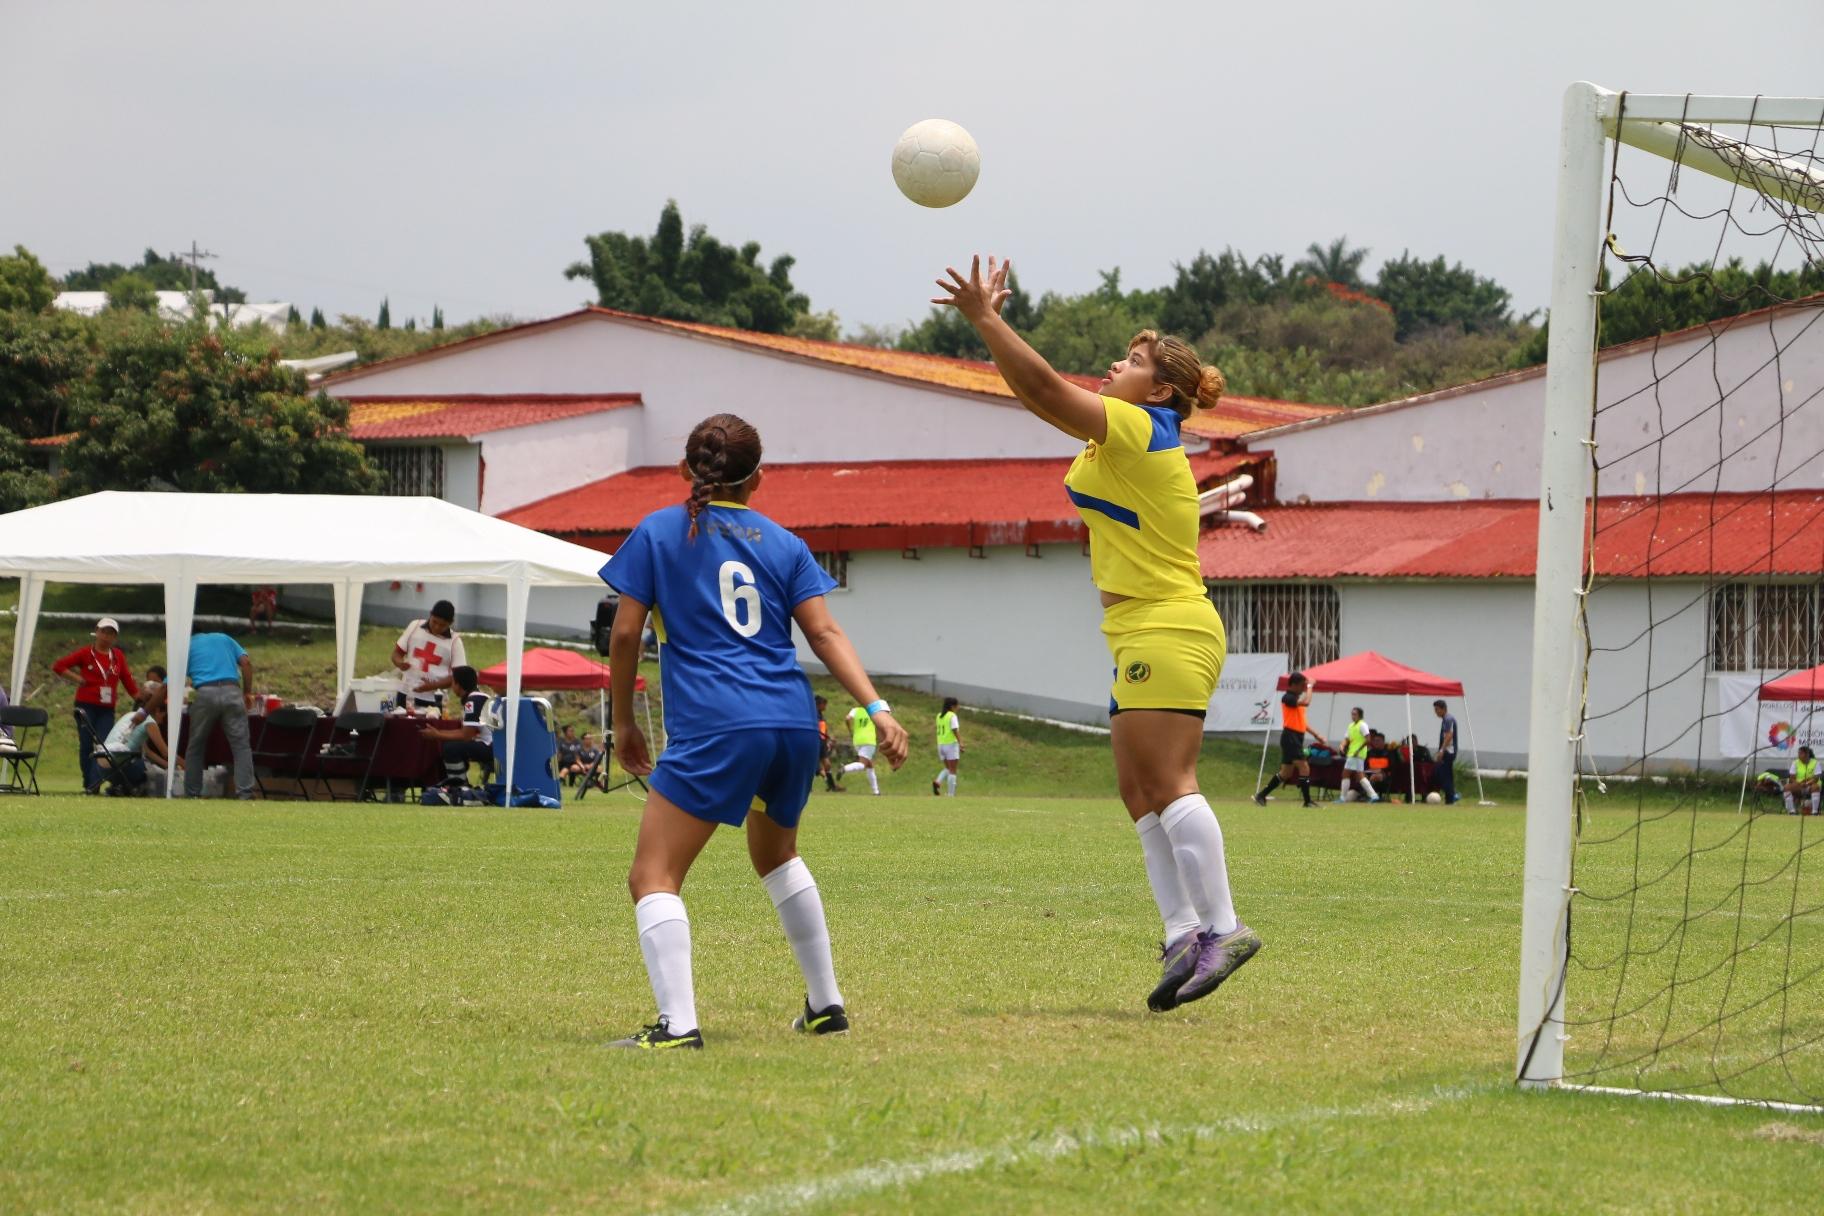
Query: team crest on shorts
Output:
[[1124, 661, 1151, 684]]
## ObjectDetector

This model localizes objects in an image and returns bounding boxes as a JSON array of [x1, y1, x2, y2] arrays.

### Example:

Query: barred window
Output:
[[816, 551, 849, 589], [1710, 582, 1822, 672], [370, 445, 445, 498], [1207, 583, 1340, 672]]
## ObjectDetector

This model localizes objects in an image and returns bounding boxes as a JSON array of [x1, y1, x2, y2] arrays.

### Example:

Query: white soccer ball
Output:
[[1425, 791, 1443, 804], [891, 119, 980, 208]]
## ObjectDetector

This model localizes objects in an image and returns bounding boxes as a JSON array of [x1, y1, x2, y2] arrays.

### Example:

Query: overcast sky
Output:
[[4, 1, 1820, 333]]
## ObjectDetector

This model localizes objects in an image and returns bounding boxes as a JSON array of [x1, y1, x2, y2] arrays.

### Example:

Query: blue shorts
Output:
[[650, 728, 823, 829]]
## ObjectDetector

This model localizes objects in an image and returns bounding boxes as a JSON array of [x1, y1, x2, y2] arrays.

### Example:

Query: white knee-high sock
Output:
[[1785, 792, 1797, 813], [762, 858, 842, 1011], [1135, 812, 1201, 942], [1159, 794, 1239, 936], [634, 892, 697, 1032], [946, 771, 958, 796], [866, 767, 879, 794], [934, 768, 949, 786]]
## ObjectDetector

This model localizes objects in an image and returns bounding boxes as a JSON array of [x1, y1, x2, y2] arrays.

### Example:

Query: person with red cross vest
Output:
[[391, 599, 466, 712], [53, 617, 140, 793]]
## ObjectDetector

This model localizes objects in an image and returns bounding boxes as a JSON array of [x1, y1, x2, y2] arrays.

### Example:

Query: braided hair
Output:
[[683, 413, 763, 540]]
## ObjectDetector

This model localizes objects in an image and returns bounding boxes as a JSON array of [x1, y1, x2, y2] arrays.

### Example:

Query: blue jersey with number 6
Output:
[[601, 502, 837, 743]]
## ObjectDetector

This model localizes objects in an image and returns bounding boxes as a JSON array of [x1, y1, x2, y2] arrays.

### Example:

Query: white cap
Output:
[[96, 618, 120, 632]]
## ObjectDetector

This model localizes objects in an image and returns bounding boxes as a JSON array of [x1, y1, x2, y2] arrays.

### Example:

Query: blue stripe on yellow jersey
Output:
[[600, 501, 837, 742], [1063, 396, 1206, 600]]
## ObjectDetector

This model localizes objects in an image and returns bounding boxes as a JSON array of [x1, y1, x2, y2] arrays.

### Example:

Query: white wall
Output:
[[326, 315, 1087, 466], [479, 408, 644, 514], [1266, 307, 1824, 504]]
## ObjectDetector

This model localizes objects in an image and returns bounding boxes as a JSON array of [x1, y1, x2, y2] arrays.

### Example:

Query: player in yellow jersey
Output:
[[841, 699, 881, 795], [934, 255, 1261, 1012]]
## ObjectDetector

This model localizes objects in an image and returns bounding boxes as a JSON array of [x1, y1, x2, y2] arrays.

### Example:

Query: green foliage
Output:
[[286, 305, 301, 326], [0, 245, 57, 314], [104, 273, 158, 314], [0, 307, 95, 439], [1026, 271, 1162, 375], [267, 313, 507, 364], [896, 271, 1039, 361], [61, 247, 244, 302], [376, 297, 391, 330], [565, 200, 811, 334], [431, 305, 444, 331], [308, 307, 326, 330], [58, 320, 380, 496], [0, 430, 55, 511], [1372, 252, 1513, 340], [1294, 236, 1371, 290], [788, 309, 841, 342], [1157, 249, 1291, 339]]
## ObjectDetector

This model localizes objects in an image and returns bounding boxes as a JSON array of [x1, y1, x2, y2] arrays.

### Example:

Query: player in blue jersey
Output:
[[600, 413, 910, 1050]]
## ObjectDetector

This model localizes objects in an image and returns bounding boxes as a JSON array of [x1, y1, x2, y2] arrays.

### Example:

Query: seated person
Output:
[[1785, 745, 1820, 815], [423, 666, 493, 788], [556, 724, 580, 776], [99, 695, 153, 794], [565, 733, 604, 788], [137, 698, 182, 796]]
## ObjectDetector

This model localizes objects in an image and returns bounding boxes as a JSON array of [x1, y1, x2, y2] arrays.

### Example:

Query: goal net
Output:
[[1518, 85, 1824, 1109]]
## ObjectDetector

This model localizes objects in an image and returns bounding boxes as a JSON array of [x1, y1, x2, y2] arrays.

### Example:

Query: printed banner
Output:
[[1717, 673, 1824, 759], [1208, 653, 1290, 732]]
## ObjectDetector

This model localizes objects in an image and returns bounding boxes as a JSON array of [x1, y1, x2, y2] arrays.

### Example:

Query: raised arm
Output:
[[791, 596, 908, 768], [933, 256, 1108, 444]]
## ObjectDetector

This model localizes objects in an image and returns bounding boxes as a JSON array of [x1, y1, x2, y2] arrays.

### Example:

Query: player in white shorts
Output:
[[1339, 706, 1379, 803], [932, 696, 963, 796], [841, 701, 881, 795]]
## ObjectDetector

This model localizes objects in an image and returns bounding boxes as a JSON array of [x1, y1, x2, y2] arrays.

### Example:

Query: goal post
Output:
[[1517, 82, 1824, 1095]]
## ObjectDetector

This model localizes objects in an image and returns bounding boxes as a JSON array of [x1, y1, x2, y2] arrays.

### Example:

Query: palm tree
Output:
[[1297, 237, 1371, 289]]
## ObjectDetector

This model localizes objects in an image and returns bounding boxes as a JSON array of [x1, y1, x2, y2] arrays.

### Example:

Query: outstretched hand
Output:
[[932, 255, 1012, 322]]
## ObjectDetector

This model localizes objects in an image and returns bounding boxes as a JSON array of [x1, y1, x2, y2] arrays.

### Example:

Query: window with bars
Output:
[[1710, 582, 1822, 672], [1207, 583, 1340, 672], [370, 445, 445, 498], [816, 551, 849, 589]]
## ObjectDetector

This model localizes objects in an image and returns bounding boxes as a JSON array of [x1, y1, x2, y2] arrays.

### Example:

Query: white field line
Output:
[[673, 1084, 1482, 1216]]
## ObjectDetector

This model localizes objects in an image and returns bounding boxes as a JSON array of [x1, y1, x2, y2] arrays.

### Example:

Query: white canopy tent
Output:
[[0, 492, 614, 799]]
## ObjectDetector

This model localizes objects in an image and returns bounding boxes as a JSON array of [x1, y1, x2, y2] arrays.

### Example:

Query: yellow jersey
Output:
[[1063, 396, 1205, 601]]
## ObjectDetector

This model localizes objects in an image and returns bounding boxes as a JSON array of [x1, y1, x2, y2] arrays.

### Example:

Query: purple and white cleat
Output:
[[1174, 923, 1263, 1007], [1146, 929, 1203, 1012]]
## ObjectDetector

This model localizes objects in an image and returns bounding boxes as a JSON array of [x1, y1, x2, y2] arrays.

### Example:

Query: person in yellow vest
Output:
[[1785, 745, 1820, 815], [1339, 706, 1379, 803], [841, 700, 881, 795], [932, 696, 964, 796]]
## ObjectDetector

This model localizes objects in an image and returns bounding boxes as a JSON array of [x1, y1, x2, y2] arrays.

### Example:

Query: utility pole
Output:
[[168, 241, 217, 294]]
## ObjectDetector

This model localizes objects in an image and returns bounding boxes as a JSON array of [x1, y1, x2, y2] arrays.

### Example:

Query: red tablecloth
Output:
[[178, 712, 446, 787]]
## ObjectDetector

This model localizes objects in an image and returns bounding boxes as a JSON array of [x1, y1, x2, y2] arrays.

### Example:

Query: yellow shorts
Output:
[[1101, 595, 1227, 715]]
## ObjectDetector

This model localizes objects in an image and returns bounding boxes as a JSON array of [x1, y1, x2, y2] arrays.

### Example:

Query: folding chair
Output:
[[574, 737, 646, 801], [310, 711, 386, 802], [253, 707, 321, 801], [82, 709, 145, 797], [0, 706, 48, 795]]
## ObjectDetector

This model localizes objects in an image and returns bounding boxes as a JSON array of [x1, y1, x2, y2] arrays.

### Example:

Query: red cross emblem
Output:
[[411, 640, 442, 672]]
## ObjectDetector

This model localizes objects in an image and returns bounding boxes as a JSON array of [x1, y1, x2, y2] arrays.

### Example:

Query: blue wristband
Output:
[[865, 699, 890, 715]]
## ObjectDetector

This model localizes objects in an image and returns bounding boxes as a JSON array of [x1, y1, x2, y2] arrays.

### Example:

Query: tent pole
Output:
[[1405, 693, 1417, 804], [1463, 691, 1491, 805], [502, 574, 528, 803], [163, 571, 196, 800], [10, 573, 44, 711], [331, 580, 365, 713]]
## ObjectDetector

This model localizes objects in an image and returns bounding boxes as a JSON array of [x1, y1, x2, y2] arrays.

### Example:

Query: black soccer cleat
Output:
[[792, 998, 850, 1036], [607, 1018, 703, 1051]]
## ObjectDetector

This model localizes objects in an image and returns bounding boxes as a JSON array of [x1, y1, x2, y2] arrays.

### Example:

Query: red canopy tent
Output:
[[477, 647, 653, 751], [1260, 650, 1486, 805], [1759, 664, 1824, 702]]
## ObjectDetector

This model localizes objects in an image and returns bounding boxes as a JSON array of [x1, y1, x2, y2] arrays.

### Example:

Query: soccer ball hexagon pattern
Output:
[[892, 119, 980, 208]]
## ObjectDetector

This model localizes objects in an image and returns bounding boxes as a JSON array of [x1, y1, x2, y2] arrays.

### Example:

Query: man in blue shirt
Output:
[[1432, 699, 1460, 805], [184, 632, 255, 800]]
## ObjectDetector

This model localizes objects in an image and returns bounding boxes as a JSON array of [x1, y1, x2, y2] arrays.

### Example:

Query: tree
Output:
[[62, 247, 245, 301], [60, 321, 380, 497], [0, 306, 95, 438], [565, 200, 812, 334], [788, 309, 841, 342], [1024, 271, 1162, 375], [431, 305, 444, 331], [0, 245, 57, 314], [1373, 252, 1512, 339], [105, 273, 158, 314], [404, 317, 416, 332], [1295, 237, 1371, 290], [1157, 249, 1291, 339], [309, 307, 326, 329], [286, 305, 302, 326], [377, 298, 391, 330], [0, 429, 54, 512], [896, 270, 1038, 360]]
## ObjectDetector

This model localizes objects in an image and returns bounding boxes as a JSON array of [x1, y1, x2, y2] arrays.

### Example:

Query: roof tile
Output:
[[343, 394, 639, 440]]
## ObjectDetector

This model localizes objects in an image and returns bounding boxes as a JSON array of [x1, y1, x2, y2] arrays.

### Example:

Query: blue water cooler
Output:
[[486, 696, 560, 805]]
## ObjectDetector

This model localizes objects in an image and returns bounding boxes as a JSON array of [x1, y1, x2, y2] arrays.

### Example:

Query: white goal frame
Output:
[[1516, 82, 1824, 1096]]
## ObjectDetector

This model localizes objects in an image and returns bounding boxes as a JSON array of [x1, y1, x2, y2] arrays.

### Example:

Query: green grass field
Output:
[[4, 788, 1822, 1214]]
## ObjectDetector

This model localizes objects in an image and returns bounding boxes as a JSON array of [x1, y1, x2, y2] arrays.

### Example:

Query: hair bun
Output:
[[1196, 364, 1226, 410]]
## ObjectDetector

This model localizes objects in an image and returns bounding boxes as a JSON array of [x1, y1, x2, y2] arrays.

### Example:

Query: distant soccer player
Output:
[[602, 413, 909, 1050], [1339, 706, 1378, 803], [814, 695, 841, 792], [1255, 672, 1325, 807], [1785, 745, 1819, 815], [937, 254, 1260, 1013], [932, 696, 963, 796], [841, 700, 881, 795]]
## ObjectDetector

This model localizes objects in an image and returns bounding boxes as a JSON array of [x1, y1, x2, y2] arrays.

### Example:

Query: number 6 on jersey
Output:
[[718, 560, 762, 637]]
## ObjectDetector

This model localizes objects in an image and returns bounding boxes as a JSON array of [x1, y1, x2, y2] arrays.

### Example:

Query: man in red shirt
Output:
[[52, 617, 140, 794]]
